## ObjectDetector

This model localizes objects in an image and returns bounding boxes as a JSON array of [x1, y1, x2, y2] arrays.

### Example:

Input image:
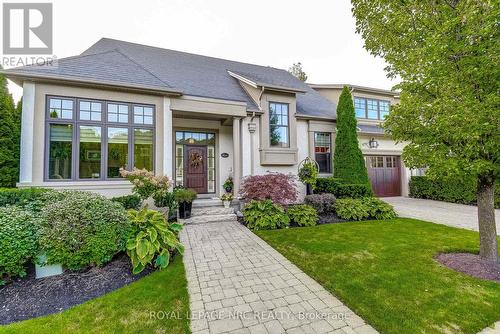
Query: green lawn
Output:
[[0, 256, 190, 334], [256, 218, 500, 334]]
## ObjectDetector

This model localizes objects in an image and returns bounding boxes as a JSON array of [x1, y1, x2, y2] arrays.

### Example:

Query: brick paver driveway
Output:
[[180, 221, 377, 334], [383, 197, 500, 234]]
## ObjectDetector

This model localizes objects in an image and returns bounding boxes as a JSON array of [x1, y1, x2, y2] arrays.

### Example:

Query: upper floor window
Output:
[[269, 102, 289, 148], [314, 132, 331, 173], [46, 96, 155, 181], [354, 97, 390, 120]]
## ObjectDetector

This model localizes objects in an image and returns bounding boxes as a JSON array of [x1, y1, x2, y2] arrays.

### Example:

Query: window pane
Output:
[[61, 100, 73, 110], [269, 103, 289, 147], [134, 128, 153, 171], [48, 124, 72, 179], [108, 104, 117, 112], [108, 128, 128, 178], [379, 101, 390, 119], [354, 97, 366, 118], [315, 153, 331, 173], [49, 98, 73, 119], [80, 101, 91, 111], [367, 100, 378, 119], [79, 126, 101, 179]]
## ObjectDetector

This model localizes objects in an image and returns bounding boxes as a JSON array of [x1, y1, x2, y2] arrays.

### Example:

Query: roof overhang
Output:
[[309, 83, 399, 98], [0, 70, 184, 96], [227, 70, 307, 94]]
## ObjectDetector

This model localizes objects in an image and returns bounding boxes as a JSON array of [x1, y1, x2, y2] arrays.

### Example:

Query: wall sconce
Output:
[[368, 137, 379, 149]]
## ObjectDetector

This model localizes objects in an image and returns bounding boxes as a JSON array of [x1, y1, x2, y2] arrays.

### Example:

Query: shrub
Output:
[[126, 208, 184, 274], [334, 197, 397, 221], [333, 86, 370, 184], [0, 206, 41, 283], [39, 191, 130, 270], [173, 188, 197, 203], [153, 189, 177, 220], [334, 198, 370, 221], [120, 168, 172, 200], [304, 193, 336, 214], [240, 173, 297, 205], [409, 176, 500, 208], [243, 200, 290, 230], [0, 187, 53, 209], [363, 197, 398, 220], [111, 194, 142, 210], [315, 178, 373, 198], [287, 204, 318, 227]]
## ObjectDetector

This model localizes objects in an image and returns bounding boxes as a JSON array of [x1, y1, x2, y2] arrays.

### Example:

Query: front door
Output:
[[184, 145, 208, 194]]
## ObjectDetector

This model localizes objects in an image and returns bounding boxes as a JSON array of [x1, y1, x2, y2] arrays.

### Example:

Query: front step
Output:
[[191, 207, 234, 216], [192, 199, 223, 208], [180, 213, 237, 225]]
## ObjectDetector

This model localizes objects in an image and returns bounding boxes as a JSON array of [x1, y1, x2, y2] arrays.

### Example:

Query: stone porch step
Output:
[[192, 199, 223, 208], [191, 207, 234, 217], [180, 213, 237, 225]]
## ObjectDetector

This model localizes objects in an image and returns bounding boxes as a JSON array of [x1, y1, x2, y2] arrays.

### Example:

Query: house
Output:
[[1, 38, 410, 198]]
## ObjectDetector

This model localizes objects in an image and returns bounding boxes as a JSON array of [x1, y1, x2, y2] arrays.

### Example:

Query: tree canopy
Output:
[[288, 62, 308, 82], [351, 0, 499, 262]]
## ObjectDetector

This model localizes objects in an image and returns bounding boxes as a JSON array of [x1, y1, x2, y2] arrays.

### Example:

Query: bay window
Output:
[[45, 96, 155, 181]]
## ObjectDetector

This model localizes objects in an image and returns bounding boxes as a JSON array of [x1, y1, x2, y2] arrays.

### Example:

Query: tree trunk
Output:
[[477, 176, 498, 263]]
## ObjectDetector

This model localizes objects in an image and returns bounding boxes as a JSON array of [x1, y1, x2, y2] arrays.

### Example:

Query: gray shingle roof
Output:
[[5, 38, 337, 118]]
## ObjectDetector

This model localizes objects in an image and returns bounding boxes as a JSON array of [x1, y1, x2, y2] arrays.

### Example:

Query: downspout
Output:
[[248, 86, 264, 175]]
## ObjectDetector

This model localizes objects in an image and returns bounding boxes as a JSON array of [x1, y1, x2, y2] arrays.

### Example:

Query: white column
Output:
[[19, 82, 35, 183], [163, 97, 173, 179], [233, 117, 241, 196]]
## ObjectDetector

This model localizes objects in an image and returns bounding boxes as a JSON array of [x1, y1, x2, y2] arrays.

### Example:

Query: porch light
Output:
[[368, 138, 379, 149]]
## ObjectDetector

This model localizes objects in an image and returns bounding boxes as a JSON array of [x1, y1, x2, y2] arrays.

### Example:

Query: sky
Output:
[[5, 0, 398, 102]]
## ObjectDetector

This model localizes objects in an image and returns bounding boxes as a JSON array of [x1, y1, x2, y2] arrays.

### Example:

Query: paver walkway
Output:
[[180, 220, 377, 334], [383, 197, 500, 234]]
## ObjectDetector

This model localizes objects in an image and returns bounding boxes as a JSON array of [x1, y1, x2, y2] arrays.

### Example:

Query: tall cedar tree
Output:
[[0, 68, 20, 188], [352, 1, 499, 262], [333, 86, 370, 185]]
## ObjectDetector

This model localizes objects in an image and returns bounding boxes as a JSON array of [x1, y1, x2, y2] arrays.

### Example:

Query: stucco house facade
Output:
[[1, 38, 410, 199]]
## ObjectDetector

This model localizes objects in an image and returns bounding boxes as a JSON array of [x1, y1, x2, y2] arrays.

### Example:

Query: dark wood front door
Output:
[[365, 155, 401, 197], [184, 145, 208, 194]]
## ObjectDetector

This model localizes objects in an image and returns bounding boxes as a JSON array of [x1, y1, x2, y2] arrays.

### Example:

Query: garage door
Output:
[[365, 155, 401, 197]]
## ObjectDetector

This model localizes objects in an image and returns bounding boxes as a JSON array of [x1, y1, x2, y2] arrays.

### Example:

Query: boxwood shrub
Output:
[[0, 206, 41, 283], [39, 191, 131, 270], [111, 194, 142, 210], [315, 177, 373, 198], [0, 187, 53, 210], [409, 176, 500, 208]]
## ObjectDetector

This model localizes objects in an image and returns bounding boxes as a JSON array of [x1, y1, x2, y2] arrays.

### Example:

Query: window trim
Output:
[[354, 97, 391, 120], [268, 101, 290, 148], [313, 132, 332, 174], [44, 95, 156, 182]]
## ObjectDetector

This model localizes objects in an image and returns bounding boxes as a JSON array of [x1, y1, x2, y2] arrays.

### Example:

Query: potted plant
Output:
[[223, 176, 234, 193], [174, 188, 197, 219], [152, 188, 176, 220], [220, 193, 233, 209], [298, 158, 319, 195]]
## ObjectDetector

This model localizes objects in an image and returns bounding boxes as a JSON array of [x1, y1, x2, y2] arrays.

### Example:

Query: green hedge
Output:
[[0, 187, 52, 208], [315, 177, 373, 198], [111, 194, 142, 210], [409, 176, 500, 208]]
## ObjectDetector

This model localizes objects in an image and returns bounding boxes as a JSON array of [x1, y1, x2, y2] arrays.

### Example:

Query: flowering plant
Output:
[[120, 168, 172, 200]]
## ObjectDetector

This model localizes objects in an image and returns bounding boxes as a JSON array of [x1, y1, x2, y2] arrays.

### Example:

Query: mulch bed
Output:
[[0, 253, 152, 325], [435, 253, 500, 282]]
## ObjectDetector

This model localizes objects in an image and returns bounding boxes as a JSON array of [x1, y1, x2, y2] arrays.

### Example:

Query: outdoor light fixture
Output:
[[368, 138, 379, 149]]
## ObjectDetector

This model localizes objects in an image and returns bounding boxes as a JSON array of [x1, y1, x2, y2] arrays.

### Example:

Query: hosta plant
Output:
[[287, 204, 318, 227], [243, 200, 290, 230], [126, 208, 184, 274]]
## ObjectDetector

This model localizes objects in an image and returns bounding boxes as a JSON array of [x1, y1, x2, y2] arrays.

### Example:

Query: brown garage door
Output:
[[365, 155, 401, 197]]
